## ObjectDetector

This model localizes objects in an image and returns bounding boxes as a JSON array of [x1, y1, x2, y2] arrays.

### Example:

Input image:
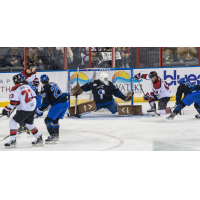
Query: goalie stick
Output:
[[136, 79, 160, 116], [74, 66, 81, 118]]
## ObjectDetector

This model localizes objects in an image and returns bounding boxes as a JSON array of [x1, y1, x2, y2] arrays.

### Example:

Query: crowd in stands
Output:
[[0, 47, 199, 72], [163, 47, 199, 66]]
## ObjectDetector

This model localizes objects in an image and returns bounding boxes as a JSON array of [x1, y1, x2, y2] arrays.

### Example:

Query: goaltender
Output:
[[70, 72, 133, 114]]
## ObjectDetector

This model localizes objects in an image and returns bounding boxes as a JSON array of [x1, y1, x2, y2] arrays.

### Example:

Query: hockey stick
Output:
[[75, 67, 81, 118], [136, 79, 160, 116], [0, 135, 10, 143]]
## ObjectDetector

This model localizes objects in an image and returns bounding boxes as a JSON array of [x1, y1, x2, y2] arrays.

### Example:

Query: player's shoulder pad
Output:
[[153, 77, 162, 89], [11, 83, 25, 91]]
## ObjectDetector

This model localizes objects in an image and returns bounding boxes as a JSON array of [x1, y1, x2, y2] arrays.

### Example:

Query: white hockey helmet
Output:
[[100, 72, 109, 85]]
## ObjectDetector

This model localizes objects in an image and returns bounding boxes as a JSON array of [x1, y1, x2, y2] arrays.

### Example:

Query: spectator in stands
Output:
[[2, 47, 23, 68], [91, 52, 102, 68], [53, 47, 73, 70], [81, 47, 99, 65], [177, 47, 198, 63], [163, 49, 174, 63], [28, 47, 43, 64], [117, 47, 131, 68]]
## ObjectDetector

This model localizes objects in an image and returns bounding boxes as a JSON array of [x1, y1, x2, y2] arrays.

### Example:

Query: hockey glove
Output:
[[124, 91, 134, 102], [35, 109, 43, 118], [134, 73, 141, 80], [2, 106, 11, 117], [143, 93, 155, 103]]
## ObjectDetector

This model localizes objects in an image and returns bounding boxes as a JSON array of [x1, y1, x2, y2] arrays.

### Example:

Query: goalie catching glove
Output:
[[124, 91, 134, 102], [70, 83, 84, 96]]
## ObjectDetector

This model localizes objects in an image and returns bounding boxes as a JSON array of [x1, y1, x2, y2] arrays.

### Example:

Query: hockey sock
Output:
[[45, 117, 56, 135], [173, 102, 186, 115], [194, 103, 200, 114], [31, 127, 40, 139], [10, 130, 17, 141], [159, 107, 175, 115], [52, 118, 59, 135]]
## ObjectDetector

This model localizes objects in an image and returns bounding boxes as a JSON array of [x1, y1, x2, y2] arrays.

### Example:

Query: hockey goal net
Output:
[[67, 68, 134, 106]]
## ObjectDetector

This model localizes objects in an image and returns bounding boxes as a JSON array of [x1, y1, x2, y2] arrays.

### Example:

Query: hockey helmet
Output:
[[33, 77, 40, 86], [40, 74, 49, 83], [13, 74, 23, 85], [149, 71, 157, 78], [100, 72, 109, 85], [178, 78, 186, 84]]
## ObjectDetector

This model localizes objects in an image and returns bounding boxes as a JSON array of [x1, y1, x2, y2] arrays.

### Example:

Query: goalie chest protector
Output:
[[118, 105, 142, 115], [68, 101, 97, 116]]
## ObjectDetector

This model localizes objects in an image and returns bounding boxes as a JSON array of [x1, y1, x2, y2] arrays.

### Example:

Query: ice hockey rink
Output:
[[0, 101, 200, 151]]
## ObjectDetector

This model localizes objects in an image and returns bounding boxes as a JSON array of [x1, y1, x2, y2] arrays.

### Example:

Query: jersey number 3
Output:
[[21, 89, 33, 103]]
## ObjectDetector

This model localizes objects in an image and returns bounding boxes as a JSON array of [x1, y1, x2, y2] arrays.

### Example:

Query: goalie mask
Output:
[[100, 72, 109, 85]]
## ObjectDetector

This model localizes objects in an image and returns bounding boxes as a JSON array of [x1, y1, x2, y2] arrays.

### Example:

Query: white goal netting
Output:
[[67, 68, 134, 106]]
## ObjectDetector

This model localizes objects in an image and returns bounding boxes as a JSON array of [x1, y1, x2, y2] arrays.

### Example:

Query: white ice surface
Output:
[[0, 102, 199, 151]]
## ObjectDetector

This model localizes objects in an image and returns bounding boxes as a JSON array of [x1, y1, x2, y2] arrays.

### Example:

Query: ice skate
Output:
[[32, 135, 43, 147], [45, 134, 59, 144], [147, 104, 156, 113], [195, 114, 200, 118], [4, 139, 16, 149], [165, 113, 176, 122]]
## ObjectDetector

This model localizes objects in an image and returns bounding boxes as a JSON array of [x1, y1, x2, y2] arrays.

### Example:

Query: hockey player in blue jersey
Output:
[[35, 74, 69, 143], [165, 78, 200, 121], [70, 72, 133, 114]]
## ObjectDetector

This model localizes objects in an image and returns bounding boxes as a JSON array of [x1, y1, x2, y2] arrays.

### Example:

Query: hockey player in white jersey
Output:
[[135, 71, 174, 115], [1, 74, 43, 148]]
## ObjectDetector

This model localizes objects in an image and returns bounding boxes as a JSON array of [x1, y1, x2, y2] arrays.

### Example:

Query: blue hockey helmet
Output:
[[40, 74, 49, 83], [178, 78, 186, 84]]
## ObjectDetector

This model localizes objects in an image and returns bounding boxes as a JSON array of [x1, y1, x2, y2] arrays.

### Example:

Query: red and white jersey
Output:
[[20, 70, 36, 84], [7, 83, 36, 111], [141, 74, 172, 99]]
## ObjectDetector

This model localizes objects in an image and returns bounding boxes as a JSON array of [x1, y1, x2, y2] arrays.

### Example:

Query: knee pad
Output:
[[9, 119, 18, 130], [52, 118, 59, 124], [45, 117, 53, 124]]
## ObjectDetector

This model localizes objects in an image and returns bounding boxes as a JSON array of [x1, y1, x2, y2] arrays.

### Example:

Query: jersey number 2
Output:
[[21, 89, 33, 103], [51, 85, 62, 98]]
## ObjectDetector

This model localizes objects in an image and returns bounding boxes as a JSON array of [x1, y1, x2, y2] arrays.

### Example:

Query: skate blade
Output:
[[5, 145, 16, 149], [32, 143, 44, 147], [164, 118, 174, 122], [45, 141, 57, 144]]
